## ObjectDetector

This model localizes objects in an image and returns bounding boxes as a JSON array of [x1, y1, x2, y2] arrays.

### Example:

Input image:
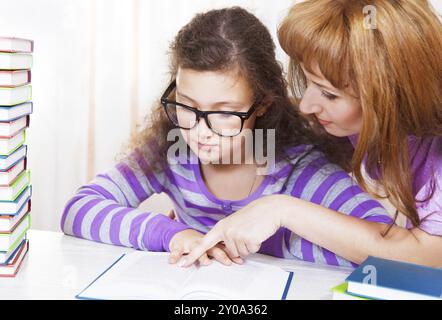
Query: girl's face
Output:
[[175, 68, 257, 164], [299, 64, 363, 137]]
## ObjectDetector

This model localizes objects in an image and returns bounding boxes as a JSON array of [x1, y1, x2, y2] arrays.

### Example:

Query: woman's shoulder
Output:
[[410, 136, 442, 235], [430, 136, 441, 157], [413, 135, 442, 178], [425, 136, 442, 173], [409, 136, 442, 186], [409, 136, 442, 158]]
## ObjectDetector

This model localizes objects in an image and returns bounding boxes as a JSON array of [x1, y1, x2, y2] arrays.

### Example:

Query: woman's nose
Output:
[[299, 86, 323, 115]]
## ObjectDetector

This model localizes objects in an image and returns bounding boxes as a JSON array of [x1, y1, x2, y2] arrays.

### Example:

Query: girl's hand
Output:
[[168, 229, 243, 267], [179, 195, 285, 267]]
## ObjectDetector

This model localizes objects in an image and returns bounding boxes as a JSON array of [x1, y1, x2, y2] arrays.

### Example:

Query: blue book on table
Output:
[[346, 256, 442, 300]]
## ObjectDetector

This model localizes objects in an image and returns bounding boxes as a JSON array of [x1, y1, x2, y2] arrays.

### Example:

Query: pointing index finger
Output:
[[179, 230, 222, 267]]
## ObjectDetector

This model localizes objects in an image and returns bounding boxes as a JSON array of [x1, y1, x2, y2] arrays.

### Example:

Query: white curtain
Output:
[[0, 0, 440, 232]]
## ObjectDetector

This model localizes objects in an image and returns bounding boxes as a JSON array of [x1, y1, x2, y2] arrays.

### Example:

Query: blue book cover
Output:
[[346, 256, 442, 300]]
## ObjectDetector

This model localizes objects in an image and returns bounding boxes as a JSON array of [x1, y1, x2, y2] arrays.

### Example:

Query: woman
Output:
[[181, 0, 442, 268]]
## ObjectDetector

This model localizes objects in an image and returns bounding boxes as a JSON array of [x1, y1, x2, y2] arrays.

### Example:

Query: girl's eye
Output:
[[321, 90, 338, 101]]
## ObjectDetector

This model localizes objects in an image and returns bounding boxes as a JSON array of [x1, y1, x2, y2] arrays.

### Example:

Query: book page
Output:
[[181, 259, 290, 300], [78, 251, 197, 300], [78, 251, 290, 300]]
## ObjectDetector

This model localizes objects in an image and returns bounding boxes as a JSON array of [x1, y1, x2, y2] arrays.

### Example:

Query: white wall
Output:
[[0, 0, 440, 231], [433, 0, 442, 14]]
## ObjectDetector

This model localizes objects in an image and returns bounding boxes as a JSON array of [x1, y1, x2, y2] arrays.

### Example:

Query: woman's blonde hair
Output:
[[278, 0, 442, 228]]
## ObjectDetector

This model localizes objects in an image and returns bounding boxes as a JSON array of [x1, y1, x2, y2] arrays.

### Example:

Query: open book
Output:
[[77, 251, 293, 300]]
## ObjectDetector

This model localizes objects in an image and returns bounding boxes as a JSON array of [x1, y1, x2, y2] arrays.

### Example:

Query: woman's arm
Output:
[[181, 194, 442, 268], [276, 195, 442, 268], [60, 148, 191, 251], [181, 149, 442, 268]]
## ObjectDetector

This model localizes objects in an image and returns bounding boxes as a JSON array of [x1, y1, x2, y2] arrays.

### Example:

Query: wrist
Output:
[[144, 214, 191, 252], [168, 230, 181, 251], [169, 228, 193, 251], [268, 194, 300, 228], [165, 224, 193, 252]]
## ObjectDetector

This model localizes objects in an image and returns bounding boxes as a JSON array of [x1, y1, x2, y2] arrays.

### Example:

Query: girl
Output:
[[183, 1, 442, 268], [61, 7, 392, 268]]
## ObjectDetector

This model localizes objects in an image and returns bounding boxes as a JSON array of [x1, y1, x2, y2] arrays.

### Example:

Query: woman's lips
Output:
[[317, 117, 332, 126]]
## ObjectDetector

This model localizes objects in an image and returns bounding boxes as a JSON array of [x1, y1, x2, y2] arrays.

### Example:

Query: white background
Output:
[[0, 0, 440, 232]]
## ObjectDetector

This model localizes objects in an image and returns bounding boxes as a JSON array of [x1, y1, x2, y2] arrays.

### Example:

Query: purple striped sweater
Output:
[[61, 145, 393, 267]]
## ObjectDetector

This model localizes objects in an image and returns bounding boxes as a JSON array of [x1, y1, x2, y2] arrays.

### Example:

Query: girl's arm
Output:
[[60, 148, 191, 251]]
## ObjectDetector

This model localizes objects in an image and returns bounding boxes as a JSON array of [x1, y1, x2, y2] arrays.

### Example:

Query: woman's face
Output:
[[299, 64, 363, 137], [175, 68, 257, 164]]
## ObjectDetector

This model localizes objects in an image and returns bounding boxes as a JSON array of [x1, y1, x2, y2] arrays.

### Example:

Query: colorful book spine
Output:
[[0, 36, 33, 277]]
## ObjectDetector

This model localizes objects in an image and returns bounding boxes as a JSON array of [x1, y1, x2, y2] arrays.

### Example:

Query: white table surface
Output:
[[0, 229, 353, 300]]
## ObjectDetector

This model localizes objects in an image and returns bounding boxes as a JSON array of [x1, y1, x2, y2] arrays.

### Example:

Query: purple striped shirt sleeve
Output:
[[60, 149, 191, 252], [283, 151, 392, 267]]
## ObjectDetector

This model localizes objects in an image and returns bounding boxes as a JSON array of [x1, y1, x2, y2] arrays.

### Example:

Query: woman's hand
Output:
[[168, 228, 243, 267], [179, 195, 286, 267]]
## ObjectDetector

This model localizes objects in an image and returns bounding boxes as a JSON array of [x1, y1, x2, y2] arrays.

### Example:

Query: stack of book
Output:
[[332, 256, 442, 300], [0, 37, 33, 277]]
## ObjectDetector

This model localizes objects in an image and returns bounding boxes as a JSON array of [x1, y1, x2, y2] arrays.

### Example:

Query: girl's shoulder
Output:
[[283, 144, 334, 167], [270, 144, 341, 179]]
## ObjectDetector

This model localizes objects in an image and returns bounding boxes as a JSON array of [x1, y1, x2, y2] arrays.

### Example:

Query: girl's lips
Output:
[[197, 142, 217, 150]]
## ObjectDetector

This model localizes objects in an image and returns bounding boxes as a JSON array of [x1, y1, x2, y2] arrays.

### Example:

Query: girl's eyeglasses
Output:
[[160, 80, 259, 137]]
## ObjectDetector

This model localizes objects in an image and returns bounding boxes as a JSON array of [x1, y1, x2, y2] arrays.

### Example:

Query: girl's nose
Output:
[[299, 85, 323, 115], [194, 116, 214, 139]]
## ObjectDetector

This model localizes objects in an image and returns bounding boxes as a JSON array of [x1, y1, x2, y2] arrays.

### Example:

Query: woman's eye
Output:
[[321, 90, 338, 101], [179, 102, 197, 110]]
